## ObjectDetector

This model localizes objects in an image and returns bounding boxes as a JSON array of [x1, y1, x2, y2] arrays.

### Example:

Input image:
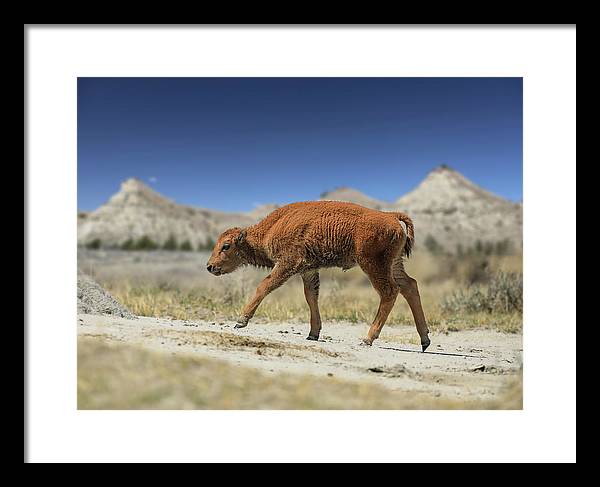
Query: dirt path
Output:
[[78, 313, 522, 404]]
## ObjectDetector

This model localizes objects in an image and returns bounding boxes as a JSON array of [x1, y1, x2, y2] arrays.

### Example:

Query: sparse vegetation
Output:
[[179, 240, 193, 252], [475, 240, 484, 254], [424, 235, 444, 255], [117, 234, 213, 252], [120, 236, 159, 251], [120, 238, 134, 250], [90, 232, 518, 257], [162, 234, 178, 251], [494, 238, 514, 256], [109, 283, 522, 334], [426, 237, 517, 258], [93, 250, 522, 335], [134, 235, 159, 251], [85, 238, 102, 250], [442, 271, 523, 315]]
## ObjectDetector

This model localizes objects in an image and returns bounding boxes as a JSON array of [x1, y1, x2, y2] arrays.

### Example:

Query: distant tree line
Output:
[[424, 235, 516, 256], [85, 234, 516, 256], [83, 235, 217, 252]]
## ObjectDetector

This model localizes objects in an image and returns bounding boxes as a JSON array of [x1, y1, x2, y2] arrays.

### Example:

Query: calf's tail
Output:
[[393, 212, 415, 258]]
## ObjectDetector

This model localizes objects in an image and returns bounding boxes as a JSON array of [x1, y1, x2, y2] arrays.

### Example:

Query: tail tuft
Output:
[[395, 212, 415, 258]]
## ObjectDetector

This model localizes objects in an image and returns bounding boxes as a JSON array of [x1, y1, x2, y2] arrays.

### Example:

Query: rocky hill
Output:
[[320, 187, 389, 210], [78, 167, 522, 253], [394, 166, 522, 252], [77, 178, 255, 249], [318, 166, 522, 253], [246, 203, 282, 220]]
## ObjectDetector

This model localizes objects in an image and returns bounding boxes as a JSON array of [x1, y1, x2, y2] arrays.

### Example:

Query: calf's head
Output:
[[206, 227, 246, 276]]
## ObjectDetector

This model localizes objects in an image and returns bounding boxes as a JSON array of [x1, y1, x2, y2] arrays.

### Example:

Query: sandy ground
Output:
[[78, 313, 522, 403]]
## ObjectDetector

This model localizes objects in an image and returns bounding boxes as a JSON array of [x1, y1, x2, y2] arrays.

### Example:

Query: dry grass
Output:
[[443, 272, 523, 314], [108, 281, 523, 334], [78, 337, 522, 410], [84, 250, 523, 334]]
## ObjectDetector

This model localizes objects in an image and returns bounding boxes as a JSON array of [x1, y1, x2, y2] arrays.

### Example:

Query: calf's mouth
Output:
[[206, 264, 223, 276]]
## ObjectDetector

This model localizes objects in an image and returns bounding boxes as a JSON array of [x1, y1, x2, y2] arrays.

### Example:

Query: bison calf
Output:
[[206, 201, 430, 351]]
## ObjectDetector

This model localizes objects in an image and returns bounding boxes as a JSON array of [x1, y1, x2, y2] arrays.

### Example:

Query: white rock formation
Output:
[[78, 167, 522, 254], [77, 178, 255, 249]]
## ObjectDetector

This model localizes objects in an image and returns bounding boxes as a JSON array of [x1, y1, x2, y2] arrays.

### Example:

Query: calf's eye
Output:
[[221, 243, 230, 251]]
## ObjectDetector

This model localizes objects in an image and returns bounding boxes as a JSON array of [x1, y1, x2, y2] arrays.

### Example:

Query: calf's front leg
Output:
[[235, 264, 295, 329]]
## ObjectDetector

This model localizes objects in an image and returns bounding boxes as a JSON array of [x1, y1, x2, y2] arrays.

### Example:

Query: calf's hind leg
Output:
[[302, 270, 322, 341], [392, 257, 431, 352]]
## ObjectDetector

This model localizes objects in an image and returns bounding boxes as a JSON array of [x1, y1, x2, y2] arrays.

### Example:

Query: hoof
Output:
[[306, 335, 319, 341], [360, 339, 373, 347], [421, 338, 431, 353], [234, 318, 248, 329]]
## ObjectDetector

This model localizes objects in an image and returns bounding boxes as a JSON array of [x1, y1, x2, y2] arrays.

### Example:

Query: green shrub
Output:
[[442, 271, 523, 314], [162, 235, 178, 251], [495, 239, 514, 256], [465, 239, 516, 257], [483, 241, 494, 256], [121, 238, 134, 250], [134, 236, 158, 251], [85, 238, 102, 250], [463, 256, 491, 284], [424, 235, 444, 255], [179, 240, 193, 252]]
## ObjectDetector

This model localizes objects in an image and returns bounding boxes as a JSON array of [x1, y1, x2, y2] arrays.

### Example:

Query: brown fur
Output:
[[207, 201, 430, 349]]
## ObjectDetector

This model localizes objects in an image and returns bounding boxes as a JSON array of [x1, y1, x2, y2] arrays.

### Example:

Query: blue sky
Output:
[[78, 77, 522, 212]]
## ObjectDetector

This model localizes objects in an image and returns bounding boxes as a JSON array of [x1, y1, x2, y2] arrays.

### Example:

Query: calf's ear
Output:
[[236, 230, 246, 244]]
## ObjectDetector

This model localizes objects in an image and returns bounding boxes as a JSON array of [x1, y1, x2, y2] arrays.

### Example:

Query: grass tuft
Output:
[[442, 271, 523, 314]]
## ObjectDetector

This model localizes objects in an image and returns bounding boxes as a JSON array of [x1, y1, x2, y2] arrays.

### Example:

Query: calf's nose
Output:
[[206, 264, 213, 273]]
